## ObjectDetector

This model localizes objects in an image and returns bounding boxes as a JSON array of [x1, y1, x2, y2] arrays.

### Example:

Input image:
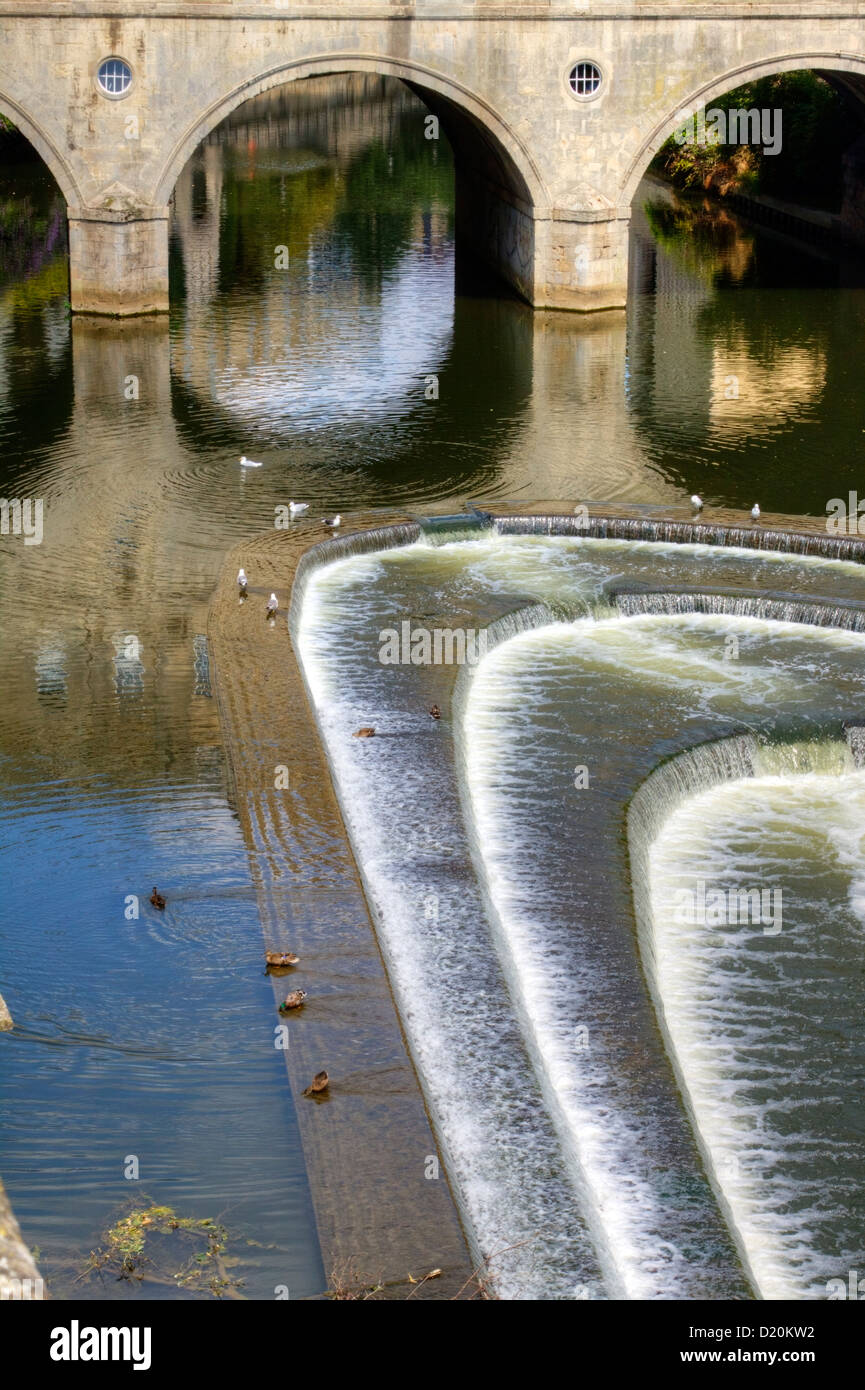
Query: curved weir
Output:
[[494, 513, 865, 562], [629, 735, 865, 1298], [615, 590, 865, 632], [290, 516, 865, 1298]]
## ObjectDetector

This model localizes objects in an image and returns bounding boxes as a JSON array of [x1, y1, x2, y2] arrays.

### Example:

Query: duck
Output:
[[353, 727, 375, 738], [265, 593, 279, 618], [265, 951, 299, 969], [303, 1070, 329, 1097], [279, 990, 307, 1013], [429, 705, 441, 720], [289, 501, 309, 518], [239, 455, 263, 468], [690, 495, 703, 511], [751, 503, 761, 521], [150, 887, 166, 910], [237, 567, 248, 593], [322, 514, 341, 530]]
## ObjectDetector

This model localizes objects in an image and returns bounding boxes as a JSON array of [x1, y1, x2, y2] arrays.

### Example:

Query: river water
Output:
[[1, 75, 864, 1300]]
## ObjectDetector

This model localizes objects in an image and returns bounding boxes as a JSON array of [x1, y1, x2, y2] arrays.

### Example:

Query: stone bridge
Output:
[[2, 1, 865, 313]]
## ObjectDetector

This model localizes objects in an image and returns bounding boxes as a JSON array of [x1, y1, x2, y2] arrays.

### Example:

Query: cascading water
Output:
[[629, 735, 865, 1298], [289, 522, 422, 631], [495, 513, 865, 561], [615, 590, 865, 632], [291, 520, 865, 1299]]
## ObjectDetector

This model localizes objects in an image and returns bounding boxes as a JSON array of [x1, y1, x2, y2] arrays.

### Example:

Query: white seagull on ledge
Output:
[[265, 593, 279, 618], [690, 495, 703, 511], [322, 515, 341, 529], [751, 503, 761, 521], [237, 567, 248, 591]]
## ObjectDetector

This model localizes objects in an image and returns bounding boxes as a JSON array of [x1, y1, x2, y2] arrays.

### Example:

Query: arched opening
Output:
[[166, 71, 537, 479], [624, 60, 865, 515], [159, 56, 546, 309], [621, 56, 865, 209], [0, 106, 72, 453]]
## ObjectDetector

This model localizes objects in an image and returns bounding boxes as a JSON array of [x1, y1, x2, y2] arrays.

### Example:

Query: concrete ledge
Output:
[[208, 516, 474, 1299]]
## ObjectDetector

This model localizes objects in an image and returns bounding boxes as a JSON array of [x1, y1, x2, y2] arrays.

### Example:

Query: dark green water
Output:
[[1, 74, 864, 1300]]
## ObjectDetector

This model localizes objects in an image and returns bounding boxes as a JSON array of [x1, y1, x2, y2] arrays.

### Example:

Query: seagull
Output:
[[289, 501, 309, 518], [239, 455, 263, 468], [690, 495, 703, 511], [322, 514, 341, 529], [237, 567, 248, 593], [751, 503, 761, 521], [265, 593, 278, 618]]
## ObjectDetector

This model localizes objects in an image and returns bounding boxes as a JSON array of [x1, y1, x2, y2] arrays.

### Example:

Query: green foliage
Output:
[[76, 1201, 245, 1299], [652, 72, 856, 210]]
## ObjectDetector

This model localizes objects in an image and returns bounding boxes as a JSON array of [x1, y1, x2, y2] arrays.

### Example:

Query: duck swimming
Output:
[[265, 951, 300, 969], [303, 1070, 329, 1097], [150, 887, 166, 910], [279, 990, 307, 1013]]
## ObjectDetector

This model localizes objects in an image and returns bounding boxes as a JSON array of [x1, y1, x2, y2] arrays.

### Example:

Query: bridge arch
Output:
[[0, 89, 81, 208], [155, 53, 550, 215], [620, 52, 865, 207]]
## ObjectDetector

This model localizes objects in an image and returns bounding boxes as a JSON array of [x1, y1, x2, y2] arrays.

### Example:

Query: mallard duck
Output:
[[303, 1070, 329, 1097], [429, 705, 441, 720], [265, 951, 299, 969], [353, 727, 375, 738], [279, 990, 307, 1013], [150, 887, 166, 910]]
